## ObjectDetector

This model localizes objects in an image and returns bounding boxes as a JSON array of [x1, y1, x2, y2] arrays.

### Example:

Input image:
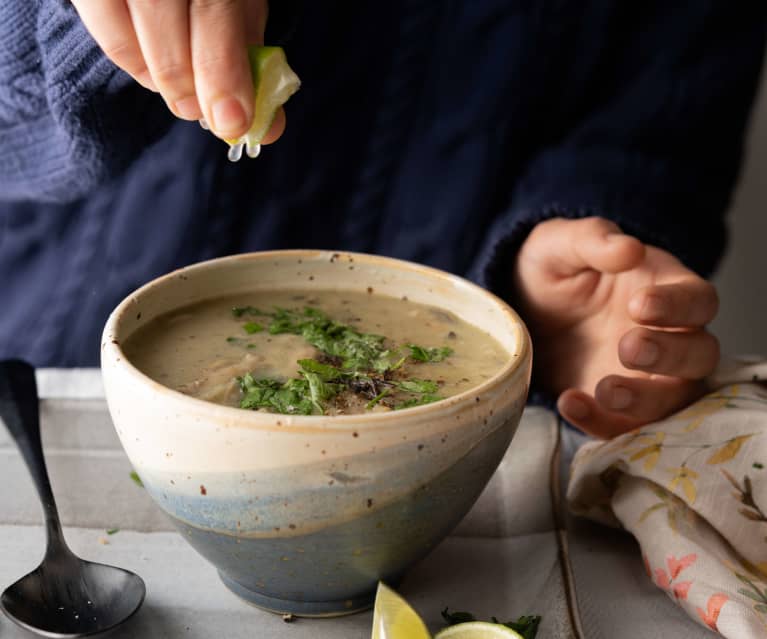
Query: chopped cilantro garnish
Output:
[[243, 321, 264, 334], [231, 305, 453, 415], [239, 374, 315, 415], [268, 307, 398, 372], [129, 471, 144, 488], [407, 344, 453, 362]]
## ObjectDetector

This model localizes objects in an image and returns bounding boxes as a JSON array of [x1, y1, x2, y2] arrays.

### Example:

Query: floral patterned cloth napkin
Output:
[[567, 357, 767, 638]]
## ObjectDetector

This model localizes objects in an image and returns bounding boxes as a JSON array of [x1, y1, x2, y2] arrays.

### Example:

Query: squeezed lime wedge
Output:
[[201, 45, 300, 161]]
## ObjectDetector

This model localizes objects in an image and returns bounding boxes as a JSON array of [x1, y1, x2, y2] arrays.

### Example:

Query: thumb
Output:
[[524, 217, 645, 279]]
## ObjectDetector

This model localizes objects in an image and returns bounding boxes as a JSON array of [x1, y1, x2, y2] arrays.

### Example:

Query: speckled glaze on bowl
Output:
[[101, 251, 531, 617]]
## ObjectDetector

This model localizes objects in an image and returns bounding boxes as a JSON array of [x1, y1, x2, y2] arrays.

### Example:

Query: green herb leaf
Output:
[[407, 344, 453, 363], [394, 394, 442, 410], [129, 471, 144, 488], [366, 388, 391, 409], [243, 321, 264, 334], [301, 371, 340, 414], [106, 528, 120, 535], [238, 374, 315, 415], [298, 359, 344, 381], [754, 462, 764, 469], [226, 336, 239, 343], [441, 608, 476, 625], [396, 378, 439, 394]]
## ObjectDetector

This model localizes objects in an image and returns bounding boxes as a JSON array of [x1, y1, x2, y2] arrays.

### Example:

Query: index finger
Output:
[[628, 279, 719, 328]]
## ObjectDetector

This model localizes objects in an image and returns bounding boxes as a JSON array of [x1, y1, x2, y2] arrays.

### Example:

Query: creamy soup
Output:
[[124, 290, 509, 415]]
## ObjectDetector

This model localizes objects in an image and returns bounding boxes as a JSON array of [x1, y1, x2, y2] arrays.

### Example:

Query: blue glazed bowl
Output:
[[101, 250, 531, 616]]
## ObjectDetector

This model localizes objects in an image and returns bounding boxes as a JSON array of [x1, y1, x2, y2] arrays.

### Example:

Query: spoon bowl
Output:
[[1, 555, 145, 638], [0, 360, 146, 637]]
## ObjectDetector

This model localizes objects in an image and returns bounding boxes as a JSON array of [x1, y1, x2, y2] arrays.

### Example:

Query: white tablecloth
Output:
[[0, 370, 707, 638]]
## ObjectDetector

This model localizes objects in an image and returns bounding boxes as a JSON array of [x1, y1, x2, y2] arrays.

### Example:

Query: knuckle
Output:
[[151, 60, 194, 90], [190, 0, 239, 13], [584, 216, 619, 235], [102, 39, 143, 71], [193, 48, 242, 80], [128, 0, 165, 8]]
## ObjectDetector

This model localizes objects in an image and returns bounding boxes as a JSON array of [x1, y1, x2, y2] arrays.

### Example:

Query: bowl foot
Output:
[[218, 571, 375, 617]]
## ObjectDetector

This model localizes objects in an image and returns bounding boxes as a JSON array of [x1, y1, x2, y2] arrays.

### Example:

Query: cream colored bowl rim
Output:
[[102, 250, 530, 430]]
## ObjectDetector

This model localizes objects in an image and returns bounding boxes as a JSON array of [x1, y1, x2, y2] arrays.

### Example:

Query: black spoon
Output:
[[0, 360, 145, 637]]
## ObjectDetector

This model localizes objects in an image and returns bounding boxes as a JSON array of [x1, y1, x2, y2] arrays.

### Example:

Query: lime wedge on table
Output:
[[223, 45, 300, 161], [372, 582, 430, 639], [434, 622, 523, 639]]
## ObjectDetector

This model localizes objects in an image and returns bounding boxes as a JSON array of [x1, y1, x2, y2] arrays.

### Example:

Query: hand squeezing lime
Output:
[[200, 45, 300, 161]]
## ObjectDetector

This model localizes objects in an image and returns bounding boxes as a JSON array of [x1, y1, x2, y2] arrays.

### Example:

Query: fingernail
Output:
[[562, 397, 589, 420], [609, 386, 633, 410], [633, 339, 660, 367], [174, 96, 202, 120], [211, 96, 248, 136], [639, 294, 667, 322]]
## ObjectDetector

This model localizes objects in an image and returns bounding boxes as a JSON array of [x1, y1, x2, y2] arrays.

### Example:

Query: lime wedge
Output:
[[216, 45, 300, 161], [434, 622, 524, 639], [371, 582, 430, 639]]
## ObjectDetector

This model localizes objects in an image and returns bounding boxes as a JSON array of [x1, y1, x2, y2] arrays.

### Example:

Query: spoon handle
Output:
[[0, 360, 67, 551]]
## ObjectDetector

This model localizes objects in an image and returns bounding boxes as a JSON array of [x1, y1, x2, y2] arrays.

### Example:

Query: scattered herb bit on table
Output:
[[441, 608, 541, 639], [232, 306, 455, 415], [106, 528, 120, 535], [754, 462, 764, 470], [129, 471, 144, 488]]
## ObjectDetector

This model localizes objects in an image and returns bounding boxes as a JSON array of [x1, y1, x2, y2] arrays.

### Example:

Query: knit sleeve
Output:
[[470, 2, 767, 299], [0, 0, 173, 203]]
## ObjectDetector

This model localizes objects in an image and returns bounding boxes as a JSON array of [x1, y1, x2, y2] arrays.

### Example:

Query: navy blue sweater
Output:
[[0, 2, 765, 367]]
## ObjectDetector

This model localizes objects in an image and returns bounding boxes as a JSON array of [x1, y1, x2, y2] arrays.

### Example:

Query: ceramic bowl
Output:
[[101, 250, 531, 616]]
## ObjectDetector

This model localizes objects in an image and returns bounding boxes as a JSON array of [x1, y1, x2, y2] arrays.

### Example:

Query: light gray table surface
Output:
[[0, 370, 707, 638]]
